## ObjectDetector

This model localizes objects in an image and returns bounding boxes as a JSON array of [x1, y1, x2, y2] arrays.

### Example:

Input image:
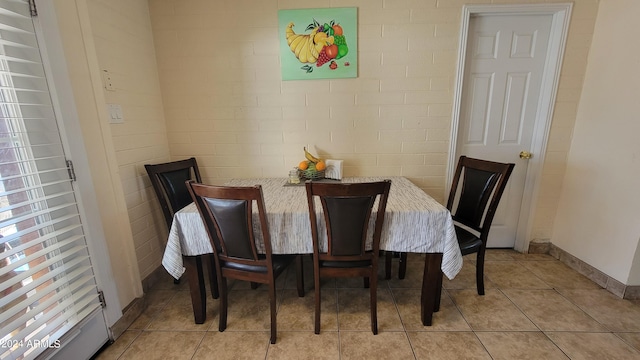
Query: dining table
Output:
[[161, 176, 463, 326]]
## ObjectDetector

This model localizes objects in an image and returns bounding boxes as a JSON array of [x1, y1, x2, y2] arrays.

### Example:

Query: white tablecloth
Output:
[[162, 177, 462, 280]]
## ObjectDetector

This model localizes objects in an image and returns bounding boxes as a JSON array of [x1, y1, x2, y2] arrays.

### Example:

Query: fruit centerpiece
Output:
[[298, 147, 326, 180]]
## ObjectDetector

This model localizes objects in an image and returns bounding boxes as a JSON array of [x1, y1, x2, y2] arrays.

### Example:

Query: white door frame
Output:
[[447, 3, 572, 252]]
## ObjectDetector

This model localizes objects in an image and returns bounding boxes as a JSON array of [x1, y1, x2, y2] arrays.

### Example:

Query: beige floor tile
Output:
[[94, 330, 141, 360], [119, 331, 205, 360], [558, 289, 640, 331], [340, 331, 414, 360], [485, 261, 552, 289], [546, 332, 640, 359], [192, 331, 269, 360], [448, 289, 538, 331], [504, 289, 606, 331], [409, 331, 491, 359], [442, 259, 496, 291], [221, 289, 275, 331], [616, 332, 640, 352], [337, 287, 403, 332], [168, 288, 218, 309], [520, 260, 602, 289], [393, 288, 470, 331], [485, 249, 528, 261], [144, 289, 177, 308], [277, 288, 338, 331], [150, 275, 190, 291], [267, 331, 339, 359], [129, 287, 182, 330], [476, 331, 569, 360], [147, 303, 215, 331], [127, 305, 163, 330], [101, 249, 640, 359]]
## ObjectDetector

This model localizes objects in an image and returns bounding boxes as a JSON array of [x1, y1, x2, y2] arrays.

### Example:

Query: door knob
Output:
[[519, 151, 533, 159]]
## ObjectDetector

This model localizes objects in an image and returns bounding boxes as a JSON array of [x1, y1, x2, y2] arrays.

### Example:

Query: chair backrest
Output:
[[305, 180, 391, 262], [187, 181, 272, 271], [145, 157, 201, 229], [446, 156, 515, 239]]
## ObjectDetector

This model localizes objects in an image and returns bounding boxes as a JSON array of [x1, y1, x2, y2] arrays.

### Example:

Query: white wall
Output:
[[86, 0, 171, 280], [551, 0, 640, 285], [50, 0, 143, 309]]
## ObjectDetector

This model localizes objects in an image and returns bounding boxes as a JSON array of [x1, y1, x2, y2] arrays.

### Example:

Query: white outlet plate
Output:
[[102, 69, 115, 91]]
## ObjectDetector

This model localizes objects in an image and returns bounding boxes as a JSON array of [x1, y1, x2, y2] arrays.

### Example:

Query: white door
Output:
[[456, 14, 553, 248], [0, 1, 112, 359]]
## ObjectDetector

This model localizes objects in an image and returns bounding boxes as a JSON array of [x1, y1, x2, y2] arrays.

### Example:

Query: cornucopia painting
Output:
[[278, 8, 357, 80]]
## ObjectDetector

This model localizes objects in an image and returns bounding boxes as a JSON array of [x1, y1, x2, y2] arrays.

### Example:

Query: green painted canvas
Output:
[[278, 8, 357, 80]]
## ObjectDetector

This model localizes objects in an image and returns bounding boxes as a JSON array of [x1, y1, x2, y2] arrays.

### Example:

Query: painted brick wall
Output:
[[149, 0, 598, 245], [84, 0, 599, 281], [87, 0, 170, 279]]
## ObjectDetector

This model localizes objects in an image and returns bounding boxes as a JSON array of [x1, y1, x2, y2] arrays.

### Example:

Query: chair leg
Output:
[[203, 254, 219, 299], [370, 274, 378, 335], [385, 251, 392, 279], [219, 277, 228, 332], [314, 272, 321, 334], [296, 255, 305, 297], [476, 249, 486, 295], [269, 282, 277, 344], [398, 252, 407, 279]]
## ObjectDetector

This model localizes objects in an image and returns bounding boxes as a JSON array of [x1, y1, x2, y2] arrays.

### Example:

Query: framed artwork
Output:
[[278, 7, 357, 80]]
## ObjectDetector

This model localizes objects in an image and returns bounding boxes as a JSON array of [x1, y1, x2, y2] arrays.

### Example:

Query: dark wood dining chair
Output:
[[305, 180, 391, 335], [186, 181, 304, 344], [145, 158, 218, 310], [445, 156, 514, 295]]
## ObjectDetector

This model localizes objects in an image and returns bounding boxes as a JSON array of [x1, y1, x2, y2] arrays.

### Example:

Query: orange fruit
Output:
[[332, 24, 343, 36], [315, 161, 326, 171], [298, 161, 309, 170]]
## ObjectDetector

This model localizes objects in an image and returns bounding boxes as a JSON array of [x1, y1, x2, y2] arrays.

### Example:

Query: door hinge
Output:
[[66, 160, 77, 181], [98, 290, 107, 308], [29, 0, 37, 16]]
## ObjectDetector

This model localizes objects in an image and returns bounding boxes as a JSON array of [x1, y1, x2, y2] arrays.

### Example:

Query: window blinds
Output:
[[0, 1, 102, 359]]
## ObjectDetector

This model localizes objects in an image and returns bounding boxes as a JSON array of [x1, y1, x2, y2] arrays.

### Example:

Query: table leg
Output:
[[421, 253, 443, 326], [184, 255, 206, 324]]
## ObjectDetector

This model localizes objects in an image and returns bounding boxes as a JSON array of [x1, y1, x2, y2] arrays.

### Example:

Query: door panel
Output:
[[458, 14, 553, 247]]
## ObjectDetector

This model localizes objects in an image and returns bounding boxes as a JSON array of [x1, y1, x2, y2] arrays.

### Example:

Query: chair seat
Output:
[[455, 225, 483, 256], [222, 254, 295, 274], [320, 259, 371, 268]]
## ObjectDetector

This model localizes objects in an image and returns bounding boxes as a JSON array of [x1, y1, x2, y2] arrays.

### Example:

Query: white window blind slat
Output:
[[0, 189, 73, 213], [0, 233, 83, 278], [2, 270, 96, 335], [1, 248, 90, 307], [1, 266, 96, 335], [0, 1, 104, 359]]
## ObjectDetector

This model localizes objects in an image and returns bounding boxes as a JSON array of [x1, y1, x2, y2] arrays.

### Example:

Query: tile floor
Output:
[[95, 250, 640, 359]]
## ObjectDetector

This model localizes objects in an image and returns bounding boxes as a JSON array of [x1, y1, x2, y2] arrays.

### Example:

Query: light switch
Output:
[[107, 104, 124, 124]]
